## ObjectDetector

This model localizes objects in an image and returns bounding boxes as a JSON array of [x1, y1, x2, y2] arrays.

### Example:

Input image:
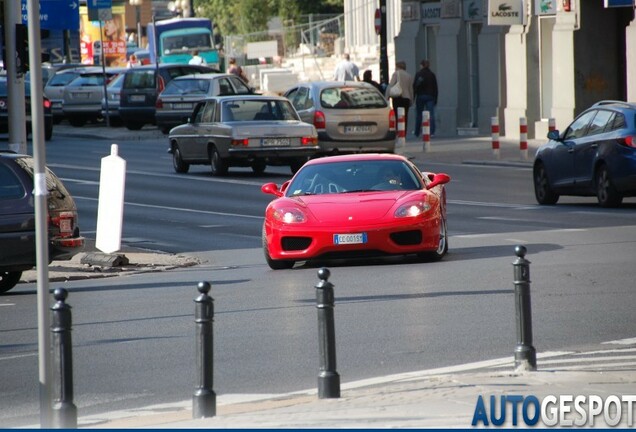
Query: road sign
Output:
[[87, 0, 112, 21], [21, 0, 80, 30], [374, 8, 381, 35]]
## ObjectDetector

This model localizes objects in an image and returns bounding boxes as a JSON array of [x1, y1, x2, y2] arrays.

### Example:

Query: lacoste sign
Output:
[[487, 0, 527, 25]]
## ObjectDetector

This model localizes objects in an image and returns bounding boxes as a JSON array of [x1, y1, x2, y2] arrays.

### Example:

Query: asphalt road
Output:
[[1, 132, 635, 427]]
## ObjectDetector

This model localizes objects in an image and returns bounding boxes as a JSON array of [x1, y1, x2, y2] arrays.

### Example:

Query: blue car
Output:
[[533, 101, 636, 207]]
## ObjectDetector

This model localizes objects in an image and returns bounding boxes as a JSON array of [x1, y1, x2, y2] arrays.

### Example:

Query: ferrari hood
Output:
[[297, 192, 411, 223]]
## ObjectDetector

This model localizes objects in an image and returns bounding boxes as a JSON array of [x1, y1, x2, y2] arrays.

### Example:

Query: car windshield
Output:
[[47, 72, 81, 87], [320, 86, 387, 109], [163, 33, 212, 54], [221, 99, 299, 122], [162, 78, 210, 96], [286, 160, 421, 196]]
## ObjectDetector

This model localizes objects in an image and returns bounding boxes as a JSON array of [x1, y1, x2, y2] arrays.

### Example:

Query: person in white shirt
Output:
[[189, 50, 206, 65], [332, 53, 359, 81]]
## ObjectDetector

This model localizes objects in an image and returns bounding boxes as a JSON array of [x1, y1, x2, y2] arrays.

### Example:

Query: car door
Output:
[[547, 110, 596, 190], [571, 109, 614, 191]]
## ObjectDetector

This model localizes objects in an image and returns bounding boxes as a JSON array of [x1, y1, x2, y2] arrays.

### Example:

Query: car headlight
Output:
[[394, 201, 431, 218], [273, 207, 306, 223]]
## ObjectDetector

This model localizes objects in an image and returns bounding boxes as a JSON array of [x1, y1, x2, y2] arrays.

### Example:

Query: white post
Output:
[[548, 117, 556, 133], [422, 110, 431, 152], [96, 144, 127, 254]]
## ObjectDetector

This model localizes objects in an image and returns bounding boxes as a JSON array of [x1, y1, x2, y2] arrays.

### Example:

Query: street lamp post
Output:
[[129, 0, 143, 47]]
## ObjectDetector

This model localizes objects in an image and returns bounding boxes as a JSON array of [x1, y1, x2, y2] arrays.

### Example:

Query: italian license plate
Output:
[[333, 233, 367, 245], [173, 103, 192, 110], [72, 92, 89, 99], [344, 125, 371, 134], [130, 95, 145, 102], [262, 138, 290, 146]]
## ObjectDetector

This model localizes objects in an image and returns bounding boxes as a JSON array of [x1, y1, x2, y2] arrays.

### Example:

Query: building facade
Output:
[[347, 0, 635, 139]]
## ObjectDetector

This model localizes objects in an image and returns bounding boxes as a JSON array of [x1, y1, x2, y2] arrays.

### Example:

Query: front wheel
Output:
[[596, 164, 623, 207], [417, 217, 448, 262], [262, 226, 294, 270], [172, 146, 190, 173], [252, 160, 266, 175], [0, 271, 22, 294], [533, 163, 559, 205], [209, 146, 228, 176]]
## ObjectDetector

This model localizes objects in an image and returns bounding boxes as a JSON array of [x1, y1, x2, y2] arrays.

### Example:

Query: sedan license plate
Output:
[[262, 138, 290, 147], [333, 233, 367, 245], [173, 103, 192, 110], [130, 95, 145, 102], [72, 92, 90, 99], [344, 125, 371, 134]]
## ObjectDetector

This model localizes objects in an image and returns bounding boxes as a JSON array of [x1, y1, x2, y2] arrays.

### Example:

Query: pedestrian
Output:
[[333, 53, 359, 81], [227, 57, 249, 84], [362, 70, 383, 93], [126, 53, 141, 68], [189, 50, 206, 65], [413, 59, 438, 137], [386, 61, 414, 133]]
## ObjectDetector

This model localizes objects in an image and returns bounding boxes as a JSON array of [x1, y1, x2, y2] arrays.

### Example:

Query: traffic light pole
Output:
[[379, 0, 389, 87]]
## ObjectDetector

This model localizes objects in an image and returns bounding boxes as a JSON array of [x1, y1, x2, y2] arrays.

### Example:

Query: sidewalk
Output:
[[44, 125, 636, 429]]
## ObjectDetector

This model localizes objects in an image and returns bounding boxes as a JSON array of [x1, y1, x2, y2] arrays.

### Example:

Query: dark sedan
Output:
[[0, 76, 53, 140], [533, 100, 636, 207], [0, 151, 85, 293], [168, 95, 319, 176]]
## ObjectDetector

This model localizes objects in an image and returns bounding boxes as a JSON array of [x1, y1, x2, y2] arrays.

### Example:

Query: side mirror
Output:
[[426, 173, 451, 190], [261, 182, 283, 197], [547, 130, 561, 141]]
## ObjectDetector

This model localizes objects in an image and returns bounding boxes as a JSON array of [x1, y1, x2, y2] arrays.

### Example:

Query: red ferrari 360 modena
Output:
[[261, 153, 450, 269]]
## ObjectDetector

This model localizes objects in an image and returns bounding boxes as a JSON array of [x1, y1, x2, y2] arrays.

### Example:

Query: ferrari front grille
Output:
[[281, 236, 312, 251], [390, 230, 422, 246]]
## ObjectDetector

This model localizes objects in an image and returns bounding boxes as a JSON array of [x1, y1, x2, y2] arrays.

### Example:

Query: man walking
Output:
[[333, 53, 359, 81], [413, 60, 438, 137]]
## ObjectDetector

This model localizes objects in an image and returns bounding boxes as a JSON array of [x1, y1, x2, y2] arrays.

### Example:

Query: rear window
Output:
[[221, 99, 299, 122], [47, 72, 81, 87], [0, 163, 26, 200], [162, 78, 210, 96], [123, 70, 155, 89], [320, 86, 387, 109]]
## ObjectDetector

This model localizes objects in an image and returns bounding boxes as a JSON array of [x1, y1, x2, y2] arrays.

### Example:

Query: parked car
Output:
[[168, 95, 319, 176], [0, 151, 85, 293], [62, 68, 124, 127], [260, 153, 450, 269], [284, 81, 396, 155], [101, 72, 126, 126], [44, 66, 100, 123], [155, 73, 253, 134], [0, 76, 53, 141], [533, 100, 636, 207], [118, 63, 218, 130]]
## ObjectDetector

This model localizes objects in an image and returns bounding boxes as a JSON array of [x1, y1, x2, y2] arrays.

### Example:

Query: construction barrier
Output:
[[548, 117, 556, 132], [422, 110, 431, 152], [519, 117, 528, 161], [491, 117, 500, 160], [396, 107, 405, 149]]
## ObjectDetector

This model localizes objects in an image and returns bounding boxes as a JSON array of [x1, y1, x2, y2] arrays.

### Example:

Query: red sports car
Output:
[[261, 153, 451, 269]]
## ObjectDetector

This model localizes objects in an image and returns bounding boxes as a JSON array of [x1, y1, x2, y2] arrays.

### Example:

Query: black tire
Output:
[[45, 122, 53, 141], [0, 271, 22, 294], [172, 146, 190, 174], [533, 162, 559, 205], [68, 117, 86, 127], [262, 225, 294, 270], [290, 158, 307, 174], [209, 146, 228, 176], [252, 160, 266, 175], [160, 126, 171, 135], [125, 121, 144, 131], [417, 217, 448, 262], [596, 164, 623, 208]]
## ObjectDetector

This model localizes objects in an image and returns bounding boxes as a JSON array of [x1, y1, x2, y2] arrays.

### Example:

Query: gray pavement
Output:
[[27, 124, 636, 429]]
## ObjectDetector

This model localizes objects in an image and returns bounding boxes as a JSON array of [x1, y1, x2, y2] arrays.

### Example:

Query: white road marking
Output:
[[602, 337, 636, 345]]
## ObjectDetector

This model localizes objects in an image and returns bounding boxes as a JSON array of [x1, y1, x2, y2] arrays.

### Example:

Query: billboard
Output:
[[80, 4, 126, 67]]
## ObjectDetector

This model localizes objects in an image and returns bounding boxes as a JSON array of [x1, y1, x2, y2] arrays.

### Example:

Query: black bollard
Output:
[[50, 288, 78, 429], [193, 281, 216, 418], [512, 246, 537, 371], [315, 268, 340, 398]]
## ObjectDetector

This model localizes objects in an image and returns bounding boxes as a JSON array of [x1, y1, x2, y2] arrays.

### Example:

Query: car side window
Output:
[[293, 87, 312, 111], [228, 76, 251, 94], [201, 101, 216, 123], [563, 110, 596, 140], [218, 78, 234, 96], [609, 112, 626, 131], [0, 164, 25, 199], [192, 103, 205, 123], [587, 110, 613, 136]]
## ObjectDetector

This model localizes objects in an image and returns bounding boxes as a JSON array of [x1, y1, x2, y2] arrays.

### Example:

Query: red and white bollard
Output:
[[491, 116, 500, 160], [422, 110, 431, 152], [548, 117, 556, 133], [396, 107, 406, 149], [519, 117, 528, 161]]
